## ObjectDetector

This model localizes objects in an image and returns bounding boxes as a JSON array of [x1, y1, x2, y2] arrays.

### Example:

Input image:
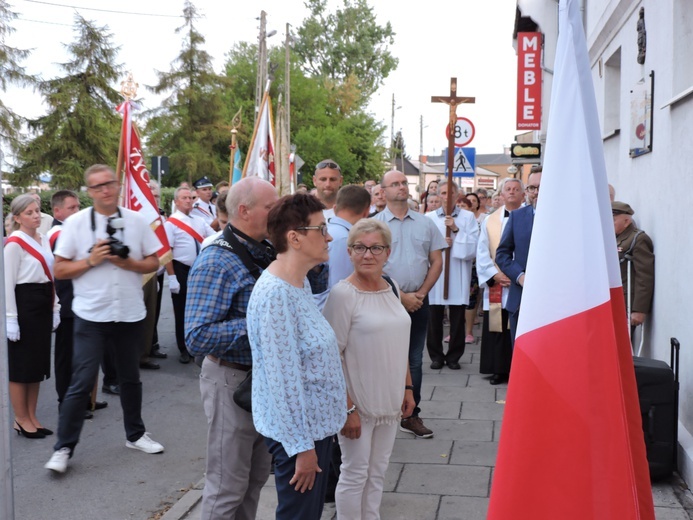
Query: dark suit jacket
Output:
[[617, 223, 654, 314], [495, 205, 535, 313]]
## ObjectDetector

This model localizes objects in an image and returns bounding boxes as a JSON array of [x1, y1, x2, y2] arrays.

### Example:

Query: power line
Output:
[[17, 16, 72, 27], [22, 0, 183, 18]]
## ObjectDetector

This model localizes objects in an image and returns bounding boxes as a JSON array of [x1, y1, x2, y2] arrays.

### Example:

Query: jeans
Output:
[[55, 317, 146, 453], [266, 436, 333, 520], [408, 297, 429, 417]]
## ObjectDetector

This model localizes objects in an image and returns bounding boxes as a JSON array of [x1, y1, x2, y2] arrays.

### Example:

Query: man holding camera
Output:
[[45, 164, 164, 474]]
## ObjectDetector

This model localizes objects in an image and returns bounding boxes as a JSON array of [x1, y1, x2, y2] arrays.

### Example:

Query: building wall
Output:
[[520, 0, 693, 484]]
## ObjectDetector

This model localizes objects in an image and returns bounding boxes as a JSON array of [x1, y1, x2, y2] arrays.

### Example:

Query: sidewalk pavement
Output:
[[163, 322, 693, 520]]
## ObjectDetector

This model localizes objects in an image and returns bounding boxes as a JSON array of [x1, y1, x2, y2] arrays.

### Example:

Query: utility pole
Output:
[[255, 11, 267, 117], [285, 23, 291, 146], [419, 115, 425, 194], [390, 94, 396, 168], [0, 147, 15, 520]]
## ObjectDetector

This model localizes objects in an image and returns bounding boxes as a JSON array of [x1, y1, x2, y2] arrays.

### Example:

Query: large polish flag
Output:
[[487, 0, 654, 518]]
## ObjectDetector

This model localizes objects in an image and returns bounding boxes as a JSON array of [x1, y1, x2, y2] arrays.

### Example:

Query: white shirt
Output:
[[54, 207, 161, 322], [4, 231, 60, 317], [191, 200, 217, 225], [39, 213, 53, 235], [426, 208, 479, 306], [164, 210, 215, 266]]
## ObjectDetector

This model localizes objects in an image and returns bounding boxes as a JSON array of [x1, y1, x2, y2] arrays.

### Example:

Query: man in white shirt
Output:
[[191, 176, 219, 230], [314, 159, 343, 220], [45, 164, 164, 474], [165, 187, 215, 364]]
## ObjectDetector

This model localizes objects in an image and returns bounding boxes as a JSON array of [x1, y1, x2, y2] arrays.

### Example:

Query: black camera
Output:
[[105, 217, 130, 259]]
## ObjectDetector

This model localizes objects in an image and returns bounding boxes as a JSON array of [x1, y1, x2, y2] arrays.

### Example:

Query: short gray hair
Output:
[[498, 177, 524, 192], [173, 186, 191, 200], [10, 194, 40, 231], [226, 176, 272, 219], [348, 218, 392, 248]]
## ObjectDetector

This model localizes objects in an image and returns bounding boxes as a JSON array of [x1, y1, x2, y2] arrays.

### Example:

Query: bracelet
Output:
[[405, 385, 414, 391], [346, 405, 357, 415], [85, 258, 94, 268]]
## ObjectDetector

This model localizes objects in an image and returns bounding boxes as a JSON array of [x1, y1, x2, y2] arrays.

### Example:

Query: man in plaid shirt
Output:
[[185, 177, 278, 520]]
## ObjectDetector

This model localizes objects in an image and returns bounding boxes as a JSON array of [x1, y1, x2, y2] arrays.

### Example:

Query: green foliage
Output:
[[143, 0, 232, 187], [2, 189, 93, 217], [293, 0, 398, 105], [0, 0, 34, 153], [13, 14, 123, 190]]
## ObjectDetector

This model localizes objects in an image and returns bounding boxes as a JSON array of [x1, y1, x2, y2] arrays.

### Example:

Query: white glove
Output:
[[168, 274, 181, 294], [53, 312, 61, 331], [7, 317, 20, 342]]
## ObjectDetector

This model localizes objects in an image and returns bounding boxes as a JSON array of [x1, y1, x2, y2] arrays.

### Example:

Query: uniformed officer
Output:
[[191, 176, 219, 230]]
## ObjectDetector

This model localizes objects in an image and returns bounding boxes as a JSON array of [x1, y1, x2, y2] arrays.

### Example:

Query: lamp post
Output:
[[389, 94, 402, 169]]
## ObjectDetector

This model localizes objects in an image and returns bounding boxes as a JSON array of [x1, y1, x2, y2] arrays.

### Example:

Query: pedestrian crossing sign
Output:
[[445, 147, 476, 178]]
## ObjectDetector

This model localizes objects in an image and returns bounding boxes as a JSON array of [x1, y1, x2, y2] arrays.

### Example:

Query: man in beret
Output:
[[613, 201, 654, 328], [191, 176, 220, 231]]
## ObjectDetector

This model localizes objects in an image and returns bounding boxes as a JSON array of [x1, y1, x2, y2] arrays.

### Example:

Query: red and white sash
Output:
[[47, 225, 62, 251], [6, 231, 55, 303], [167, 217, 204, 244]]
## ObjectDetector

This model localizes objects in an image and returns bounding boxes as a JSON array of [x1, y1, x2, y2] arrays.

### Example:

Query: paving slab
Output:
[[652, 480, 687, 508], [438, 495, 489, 520], [652, 507, 690, 520], [431, 385, 496, 402], [450, 441, 499, 467], [460, 400, 506, 421], [390, 439, 454, 464], [395, 418, 493, 442], [419, 400, 462, 419], [379, 493, 440, 520], [397, 463, 491, 496]]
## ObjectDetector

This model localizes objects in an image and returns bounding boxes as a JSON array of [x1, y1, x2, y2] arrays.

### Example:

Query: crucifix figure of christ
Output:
[[431, 77, 475, 299]]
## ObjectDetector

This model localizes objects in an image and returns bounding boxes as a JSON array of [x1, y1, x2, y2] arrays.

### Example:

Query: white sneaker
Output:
[[126, 432, 164, 454], [45, 448, 71, 473]]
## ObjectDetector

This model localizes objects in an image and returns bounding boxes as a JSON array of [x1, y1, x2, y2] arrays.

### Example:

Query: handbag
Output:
[[233, 370, 253, 413]]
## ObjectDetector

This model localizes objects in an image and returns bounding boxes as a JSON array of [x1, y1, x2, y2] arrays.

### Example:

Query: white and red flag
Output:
[[116, 100, 172, 264], [487, 0, 654, 518], [242, 88, 276, 185]]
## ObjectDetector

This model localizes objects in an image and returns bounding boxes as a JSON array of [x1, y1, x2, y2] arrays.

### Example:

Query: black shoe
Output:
[[13, 421, 46, 439], [85, 410, 94, 420], [447, 361, 461, 370], [179, 352, 191, 364], [430, 360, 444, 370], [87, 401, 108, 411], [150, 350, 168, 359], [140, 361, 161, 370], [102, 384, 120, 395], [38, 427, 53, 436], [490, 374, 507, 385]]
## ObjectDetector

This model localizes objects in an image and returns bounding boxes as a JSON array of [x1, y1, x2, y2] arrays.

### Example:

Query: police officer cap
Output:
[[193, 176, 213, 189], [611, 201, 634, 216]]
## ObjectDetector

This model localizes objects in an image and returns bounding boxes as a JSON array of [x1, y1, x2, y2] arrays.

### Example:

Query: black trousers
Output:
[[427, 304, 467, 364], [152, 272, 164, 349], [54, 317, 74, 403], [171, 260, 192, 354]]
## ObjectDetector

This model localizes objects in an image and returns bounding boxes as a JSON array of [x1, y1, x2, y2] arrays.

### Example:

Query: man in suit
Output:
[[495, 168, 542, 344]]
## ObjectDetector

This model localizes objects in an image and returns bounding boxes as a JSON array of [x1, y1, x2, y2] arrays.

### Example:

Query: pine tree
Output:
[[144, 0, 231, 187], [0, 0, 33, 154], [14, 15, 123, 189]]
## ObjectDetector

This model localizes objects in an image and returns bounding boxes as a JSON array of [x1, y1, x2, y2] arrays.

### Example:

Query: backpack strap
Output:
[[382, 274, 398, 298]]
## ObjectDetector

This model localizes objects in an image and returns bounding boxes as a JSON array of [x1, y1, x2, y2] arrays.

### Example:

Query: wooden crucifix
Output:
[[432, 77, 475, 299]]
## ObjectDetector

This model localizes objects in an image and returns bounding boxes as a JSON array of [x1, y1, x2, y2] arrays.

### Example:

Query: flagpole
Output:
[[229, 108, 242, 184]]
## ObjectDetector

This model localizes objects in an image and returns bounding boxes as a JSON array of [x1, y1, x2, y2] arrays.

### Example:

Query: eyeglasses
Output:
[[87, 180, 119, 192], [526, 185, 540, 193], [349, 244, 388, 256], [296, 224, 328, 236], [316, 161, 341, 172], [384, 181, 408, 188]]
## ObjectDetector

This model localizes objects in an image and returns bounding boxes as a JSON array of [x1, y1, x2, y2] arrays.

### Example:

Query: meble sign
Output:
[[517, 32, 542, 130]]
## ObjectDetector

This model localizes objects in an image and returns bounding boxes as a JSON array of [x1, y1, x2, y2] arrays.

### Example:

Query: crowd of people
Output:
[[2, 160, 654, 519]]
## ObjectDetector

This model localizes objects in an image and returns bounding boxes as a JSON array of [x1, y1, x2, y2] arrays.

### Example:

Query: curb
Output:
[[160, 478, 204, 520]]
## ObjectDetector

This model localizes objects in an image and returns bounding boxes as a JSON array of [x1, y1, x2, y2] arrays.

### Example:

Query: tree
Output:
[[293, 0, 398, 106], [223, 42, 384, 185], [13, 15, 122, 189], [0, 0, 34, 155], [144, 0, 231, 187]]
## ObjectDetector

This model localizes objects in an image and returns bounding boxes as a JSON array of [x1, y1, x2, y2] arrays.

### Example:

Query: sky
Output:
[[4, 0, 520, 166]]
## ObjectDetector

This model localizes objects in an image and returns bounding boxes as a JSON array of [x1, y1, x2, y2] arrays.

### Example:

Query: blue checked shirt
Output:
[[184, 237, 267, 364]]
